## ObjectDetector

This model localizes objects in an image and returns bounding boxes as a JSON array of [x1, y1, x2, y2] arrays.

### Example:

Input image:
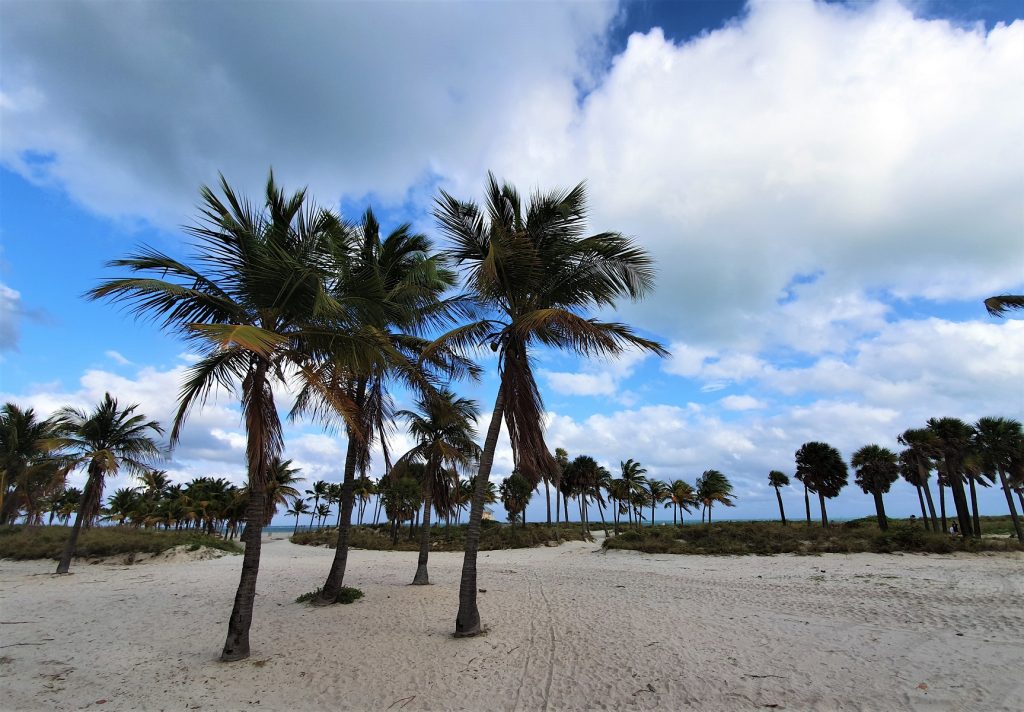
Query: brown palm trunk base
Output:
[[315, 436, 359, 606], [454, 387, 505, 638], [873, 491, 888, 531], [968, 477, 982, 538], [803, 484, 811, 526], [818, 492, 829, 528], [996, 470, 1023, 543], [56, 470, 99, 574], [220, 488, 266, 662], [412, 490, 433, 585]]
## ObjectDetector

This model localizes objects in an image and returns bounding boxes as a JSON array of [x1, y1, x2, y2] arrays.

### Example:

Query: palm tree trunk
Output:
[[873, 490, 888, 530], [544, 478, 551, 525], [413, 487, 433, 585], [818, 491, 829, 528], [945, 461, 973, 537], [938, 478, 948, 532], [914, 485, 929, 530], [774, 485, 787, 526], [308, 496, 318, 530], [803, 483, 811, 526], [920, 472, 939, 531], [56, 467, 100, 574], [317, 430, 360, 604], [455, 384, 505, 637], [708, 503, 712, 525], [672, 505, 677, 527], [293, 514, 300, 535], [220, 487, 266, 661], [650, 498, 656, 527], [968, 476, 982, 537], [996, 469, 1023, 543]]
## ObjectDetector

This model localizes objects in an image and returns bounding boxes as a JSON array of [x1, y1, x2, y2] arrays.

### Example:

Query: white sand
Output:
[[1, 536, 1021, 711]]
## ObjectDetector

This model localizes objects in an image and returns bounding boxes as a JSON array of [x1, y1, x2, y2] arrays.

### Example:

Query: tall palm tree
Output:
[[898, 427, 941, 531], [316, 502, 331, 528], [305, 480, 330, 529], [53, 393, 163, 573], [794, 442, 847, 528], [926, 417, 976, 538], [287, 498, 310, 534], [647, 479, 669, 527], [767, 470, 789, 526], [984, 295, 1024, 316], [618, 459, 650, 529], [974, 417, 1023, 542], [88, 173, 362, 661], [396, 388, 480, 585], [0, 403, 65, 525], [695, 469, 735, 524], [499, 471, 534, 527], [898, 451, 932, 530], [850, 445, 899, 531], [261, 458, 303, 525], [553, 447, 569, 528], [666, 479, 697, 527], [430, 174, 667, 637]]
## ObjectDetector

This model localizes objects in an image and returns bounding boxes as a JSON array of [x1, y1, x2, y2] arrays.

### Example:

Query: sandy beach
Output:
[[1, 536, 1021, 711]]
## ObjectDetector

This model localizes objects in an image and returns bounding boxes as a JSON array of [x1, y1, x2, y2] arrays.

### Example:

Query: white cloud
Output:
[[104, 350, 132, 366], [0, 283, 23, 352], [719, 395, 767, 411]]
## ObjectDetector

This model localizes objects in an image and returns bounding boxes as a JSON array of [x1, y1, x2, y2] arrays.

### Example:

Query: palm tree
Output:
[[898, 451, 931, 530], [898, 427, 941, 531], [666, 479, 697, 527], [316, 502, 332, 528], [984, 295, 1024, 316], [396, 388, 480, 585], [106, 486, 142, 526], [926, 418, 976, 538], [695, 469, 735, 524], [850, 445, 899, 531], [618, 459, 650, 529], [287, 498, 310, 534], [974, 417, 1023, 542], [499, 471, 534, 527], [305, 480, 330, 529], [53, 393, 163, 573], [0, 403, 65, 525], [767, 470, 789, 526], [647, 479, 669, 527], [262, 458, 303, 525], [89, 173, 360, 661], [430, 174, 667, 637], [553, 447, 569, 528], [353, 476, 375, 525], [794, 442, 847, 528]]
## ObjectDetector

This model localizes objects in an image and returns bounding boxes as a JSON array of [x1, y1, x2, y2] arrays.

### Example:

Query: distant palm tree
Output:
[[647, 479, 669, 527], [106, 486, 142, 526], [396, 388, 479, 585], [316, 502, 331, 528], [0, 403, 64, 525], [767, 470, 790, 526], [553, 447, 569, 528], [499, 471, 534, 527], [850, 445, 899, 531], [898, 427, 941, 531], [984, 295, 1024, 316], [287, 499, 310, 534], [261, 458, 303, 526], [927, 418, 976, 538], [794, 442, 847, 528], [53, 393, 163, 573], [666, 479, 697, 527], [695, 469, 735, 524], [974, 417, 1023, 542], [430, 174, 667, 637], [305, 480, 330, 529], [618, 459, 649, 529]]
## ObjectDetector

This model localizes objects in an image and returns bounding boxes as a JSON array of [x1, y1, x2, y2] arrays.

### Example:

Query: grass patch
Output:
[[296, 586, 363, 605], [291, 521, 588, 551], [0, 525, 242, 560], [601, 519, 1024, 556]]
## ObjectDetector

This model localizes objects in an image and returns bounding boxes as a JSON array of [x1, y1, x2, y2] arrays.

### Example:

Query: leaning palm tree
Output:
[[305, 480, 330, 529], [850, 445, 899, 530], [695, 469, 735, 524], [794, 442, 847, 528], [647, 479, 669, 527], [984, 295, 1024, 316], [926, 417, 976, 538], [898, 427, 941, 531], [287, 498, 310, 534], [88, 173, 362, 661], [767, 470, 789, 526], [54, 393, 163, 573], [974, 417, 1023, 542], [666, 479, 697, 527], [619, 459, 650, 529], [429, 174, 667, 636], [395, 388, 480, 585], [0, 403, 65, 525]]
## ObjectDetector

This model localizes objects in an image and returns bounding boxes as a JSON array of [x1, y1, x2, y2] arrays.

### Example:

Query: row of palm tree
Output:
[[768, 417, 1023, 542]]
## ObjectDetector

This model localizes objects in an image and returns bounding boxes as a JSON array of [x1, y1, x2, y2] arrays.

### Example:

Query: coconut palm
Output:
[[287, 498, 310, 534], [618, 459, 650, 529], [0, 403, 65, 525], [794, 442, 847, 528], [262, 458, 303, 525], [316, 502, 331, 528], [767, 470, 789, 526], [106, 486, 142, 526], [974, 417, 1023, 542], [926, 418, 976, 538], [553, 447, 569, 527], [354, 476, 375, 525], [984, 295, 1024, 316], [666, 479, 697, 527], [88, 173, 364, 661], [647, 479, 669, 527], [430, 174, 667, 636], [695, 469, 735, 524], [396, 388, 480, 584], [53, 393, 163, 573], [305, 480, 330, 529], [897, 427, 941, 531], [850, 445, 899, 531], [499, 471, 534, 527]]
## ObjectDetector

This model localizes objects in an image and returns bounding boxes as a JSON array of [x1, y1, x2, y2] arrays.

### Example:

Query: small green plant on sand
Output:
[[295, 586, 363, 605]]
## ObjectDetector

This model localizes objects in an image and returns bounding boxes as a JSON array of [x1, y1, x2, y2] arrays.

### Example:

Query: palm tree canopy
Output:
[[974, 417, 1023, 475], [794, 441, 848, 498], [984, 295, 1024, 316], [695, 469, 736, 508], [851, 444, 900, 495], [768, 470, 790, 488], [667, 479, 698, 512], [430, 174, 668, 487]]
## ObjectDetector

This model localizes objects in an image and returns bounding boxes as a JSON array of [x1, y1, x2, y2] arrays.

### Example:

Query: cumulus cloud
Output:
[[0, 283, 22, 351]]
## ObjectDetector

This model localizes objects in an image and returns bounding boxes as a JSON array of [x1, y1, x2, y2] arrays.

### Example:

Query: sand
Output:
[[1, 534, 1021, 711]]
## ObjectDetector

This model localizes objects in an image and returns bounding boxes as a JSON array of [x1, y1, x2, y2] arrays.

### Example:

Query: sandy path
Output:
[[0, 536, 1021, 711]]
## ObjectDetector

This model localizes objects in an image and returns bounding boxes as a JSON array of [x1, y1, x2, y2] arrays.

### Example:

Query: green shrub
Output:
[[0, 525, 242, 560], [291, 523, 586, 552], [296, 586, 363, 605]]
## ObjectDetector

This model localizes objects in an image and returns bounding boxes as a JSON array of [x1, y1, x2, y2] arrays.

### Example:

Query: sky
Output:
[[1, 0, 1022, 526]]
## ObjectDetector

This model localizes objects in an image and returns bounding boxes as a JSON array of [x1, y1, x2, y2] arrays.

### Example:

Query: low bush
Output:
[[295, 586, 364, 605], [0, 525, 242, 560], [291, 522, 588, 551]]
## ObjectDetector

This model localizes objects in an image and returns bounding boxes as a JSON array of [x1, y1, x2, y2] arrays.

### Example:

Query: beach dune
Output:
[[1, 537, 1021, 711]]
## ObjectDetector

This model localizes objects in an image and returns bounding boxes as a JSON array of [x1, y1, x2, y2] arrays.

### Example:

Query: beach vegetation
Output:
[[291, 521, 587, 551], [0, 524, 240, 560], [794, 441, 848, 527], [296, 585, 362, 605]]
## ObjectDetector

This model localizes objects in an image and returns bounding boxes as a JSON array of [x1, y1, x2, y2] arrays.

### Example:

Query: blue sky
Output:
[[1, 0, 1022, 525]]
